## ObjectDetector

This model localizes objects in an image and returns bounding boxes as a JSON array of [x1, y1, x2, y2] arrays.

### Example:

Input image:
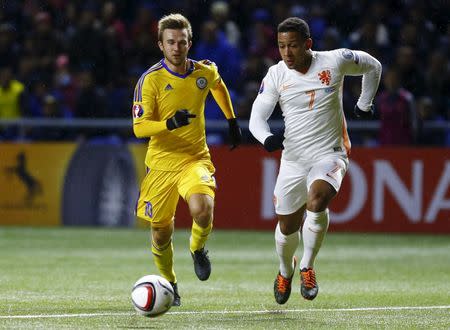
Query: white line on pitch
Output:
[[171, 305, 450, 315], [1, 305, 449, 319]]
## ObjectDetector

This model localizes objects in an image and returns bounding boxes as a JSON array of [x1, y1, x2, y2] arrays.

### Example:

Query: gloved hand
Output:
[[263, 134, 284, 152], [353, 104, 374, 119], [227, 118, 242, 150], [166, 109, 196, 130]]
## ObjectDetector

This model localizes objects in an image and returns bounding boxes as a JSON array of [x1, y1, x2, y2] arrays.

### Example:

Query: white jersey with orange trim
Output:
[[249, 48, 382, 161]]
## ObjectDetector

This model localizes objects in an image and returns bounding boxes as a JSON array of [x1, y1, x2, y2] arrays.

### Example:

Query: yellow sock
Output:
[[151, 240, 176, 283], [189, 220, 212, 253]]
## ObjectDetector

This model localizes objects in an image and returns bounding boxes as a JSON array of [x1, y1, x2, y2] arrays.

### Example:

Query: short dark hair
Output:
[[277, 17, 310, 40]]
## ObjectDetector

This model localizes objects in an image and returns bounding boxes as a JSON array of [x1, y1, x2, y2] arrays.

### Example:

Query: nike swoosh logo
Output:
[[308, 227, 322, 234], [281, 83, 295, 91]]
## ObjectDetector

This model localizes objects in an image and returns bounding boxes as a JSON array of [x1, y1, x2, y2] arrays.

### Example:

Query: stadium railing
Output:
[[0, 118, 449, 141]]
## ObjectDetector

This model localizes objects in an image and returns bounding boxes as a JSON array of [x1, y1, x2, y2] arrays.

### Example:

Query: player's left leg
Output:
[[300, 156, 348, 300], [188, 193, 214, 281], [178, 161, 216, 281]]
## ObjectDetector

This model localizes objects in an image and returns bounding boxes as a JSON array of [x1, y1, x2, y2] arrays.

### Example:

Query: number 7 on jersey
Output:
[[306, 90, 316, 110]]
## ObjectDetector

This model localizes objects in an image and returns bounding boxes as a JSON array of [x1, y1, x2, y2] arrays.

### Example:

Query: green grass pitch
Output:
[[0, 227, 449, 329]]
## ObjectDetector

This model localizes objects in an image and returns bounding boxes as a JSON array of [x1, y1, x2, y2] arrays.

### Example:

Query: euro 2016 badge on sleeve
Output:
[[196, 77, 207, 89], [342, 49, 359, 64], [132, 104, 144, 118], [258, 80, 265, 94]]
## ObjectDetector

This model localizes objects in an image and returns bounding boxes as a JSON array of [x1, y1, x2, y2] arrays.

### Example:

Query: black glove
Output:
[[166, 109, 196, 130], [353, 104, 374, 120], [227, 118, 242, 150], [263, 134, 284, 152]]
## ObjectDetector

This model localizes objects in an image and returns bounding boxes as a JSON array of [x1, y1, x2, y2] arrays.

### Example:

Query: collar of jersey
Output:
[[161, 59, 194, 78]]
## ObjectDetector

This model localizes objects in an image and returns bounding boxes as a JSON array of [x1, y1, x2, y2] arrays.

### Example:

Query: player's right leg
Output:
[[272, 159, 308, 304], [151, 223, 180, 306], [273, 207, 305, 304], [136, 168, 180, 305]]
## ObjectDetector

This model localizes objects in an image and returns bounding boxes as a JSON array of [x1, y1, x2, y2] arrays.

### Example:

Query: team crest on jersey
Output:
[[318, 70, 331, 86], [132, 104, 144, 118], [196, 77, 207, 89], [259, 80, 265, 94]]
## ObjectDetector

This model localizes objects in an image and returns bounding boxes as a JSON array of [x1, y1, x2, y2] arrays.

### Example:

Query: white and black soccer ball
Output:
[[131, 275, 174, 317]]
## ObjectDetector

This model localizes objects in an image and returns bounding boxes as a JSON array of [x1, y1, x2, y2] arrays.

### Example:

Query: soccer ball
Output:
[[131, 275, 174, 317]]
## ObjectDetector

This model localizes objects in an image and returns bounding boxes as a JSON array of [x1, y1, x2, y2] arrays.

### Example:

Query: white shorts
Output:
[[274, 155, 349, 215]]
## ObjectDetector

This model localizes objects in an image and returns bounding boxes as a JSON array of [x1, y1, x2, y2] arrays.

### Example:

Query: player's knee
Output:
[[307, 191, 330, 212], [278, 215, 302, 234], [307, 199, 326, 212], [279, 221, 299, 235], [277, 206, 304, 234], [190, 203, 213, 227], [151, 225, 173, 247], [188, 193, 214, 227], [308, 180, 337, 212], [152, 234, 170, 248]]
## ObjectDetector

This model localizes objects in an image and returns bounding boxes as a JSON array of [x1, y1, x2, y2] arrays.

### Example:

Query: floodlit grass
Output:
[[0, 227, 449, 329]]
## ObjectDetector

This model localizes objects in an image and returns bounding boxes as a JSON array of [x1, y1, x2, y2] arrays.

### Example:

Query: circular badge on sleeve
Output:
[[342, 49, 354, 60], [258, 80, 265, 94], [132, 104, 144, 118], [196, 77, 207, 89]]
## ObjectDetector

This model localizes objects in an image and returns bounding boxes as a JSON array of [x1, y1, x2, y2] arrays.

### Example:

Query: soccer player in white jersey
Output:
[[249, 17, 382, 304]]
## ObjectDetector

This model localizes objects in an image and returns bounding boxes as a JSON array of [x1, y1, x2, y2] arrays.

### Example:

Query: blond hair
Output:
[[158, 13, 193, 41]]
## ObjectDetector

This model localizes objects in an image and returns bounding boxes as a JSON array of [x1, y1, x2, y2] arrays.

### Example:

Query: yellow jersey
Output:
[[0, 80, 24, 118], [132, 59, 221, 171]]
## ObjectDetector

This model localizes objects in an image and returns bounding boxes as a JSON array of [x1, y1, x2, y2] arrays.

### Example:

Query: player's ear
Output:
[[158, 40, 164, 51], [305, 38, 313, 50]]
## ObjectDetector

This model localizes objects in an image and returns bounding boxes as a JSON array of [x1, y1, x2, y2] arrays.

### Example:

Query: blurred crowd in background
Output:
[[0, 0, 449, 145]]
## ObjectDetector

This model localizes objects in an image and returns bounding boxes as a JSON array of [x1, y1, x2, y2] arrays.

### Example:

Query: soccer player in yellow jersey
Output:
[[132, 13, 242, 306]]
